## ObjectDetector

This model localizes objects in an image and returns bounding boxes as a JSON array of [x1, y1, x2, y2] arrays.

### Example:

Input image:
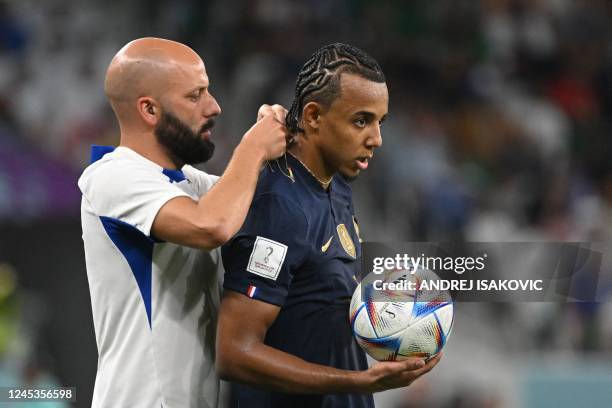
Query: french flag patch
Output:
[[247, 284, 257, 298]]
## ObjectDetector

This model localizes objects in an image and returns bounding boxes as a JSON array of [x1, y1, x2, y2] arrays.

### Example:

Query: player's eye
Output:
[[354, 118, 367, 128]]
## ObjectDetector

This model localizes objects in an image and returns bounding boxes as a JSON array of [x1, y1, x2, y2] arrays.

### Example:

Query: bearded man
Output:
[[78, 37, 288, 408]]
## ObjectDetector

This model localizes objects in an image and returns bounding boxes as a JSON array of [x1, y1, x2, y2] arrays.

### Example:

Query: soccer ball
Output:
[[349, 267, 454, 361]]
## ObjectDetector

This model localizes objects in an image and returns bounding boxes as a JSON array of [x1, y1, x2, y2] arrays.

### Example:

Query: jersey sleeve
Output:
[[221, 193, 310, 306], [182, 165, 219, 196], [78, 159, 190, 237]]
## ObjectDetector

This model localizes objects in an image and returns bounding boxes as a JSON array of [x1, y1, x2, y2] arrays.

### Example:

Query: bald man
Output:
[[78, 38, 287, 408]]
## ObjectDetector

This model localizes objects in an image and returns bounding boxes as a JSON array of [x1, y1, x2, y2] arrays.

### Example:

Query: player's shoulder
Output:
[[255, 163, 302, 203], [249, 165, 307, 219]]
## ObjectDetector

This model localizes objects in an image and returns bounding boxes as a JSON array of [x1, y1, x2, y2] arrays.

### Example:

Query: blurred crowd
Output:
[[1, 0, 612, 407]]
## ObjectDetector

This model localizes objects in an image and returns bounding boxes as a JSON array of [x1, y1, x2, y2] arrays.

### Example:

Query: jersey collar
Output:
[[89, 145, 187, 183], [286, 153, 335, 196]]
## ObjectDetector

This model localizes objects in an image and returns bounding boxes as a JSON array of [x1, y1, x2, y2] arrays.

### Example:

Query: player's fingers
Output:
[[411, 353, 442, 376], [381, 362, 406, 375], [399, 358, 426, 371], [378, 359, 424, 376], [385, 354, 441, 387], [393, 369, 424, 385]]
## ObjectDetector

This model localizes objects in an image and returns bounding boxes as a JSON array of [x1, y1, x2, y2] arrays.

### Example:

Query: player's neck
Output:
[[288, 141, 334, 188], [120, 131, 183, 170]]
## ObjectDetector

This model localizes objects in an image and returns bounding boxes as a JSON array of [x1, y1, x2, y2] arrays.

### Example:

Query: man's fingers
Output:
[[257, 104, 287, 124], [270, 104, 288, 123], [257, 104, 272, 121]]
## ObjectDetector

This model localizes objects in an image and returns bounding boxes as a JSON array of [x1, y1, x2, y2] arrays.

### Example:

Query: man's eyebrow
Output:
[[186, 85, 208, 94]]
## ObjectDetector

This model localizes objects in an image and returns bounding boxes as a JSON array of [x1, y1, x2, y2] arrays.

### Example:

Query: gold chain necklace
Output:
[[265, 155, 295, 183], [288, 151, 333, 189]]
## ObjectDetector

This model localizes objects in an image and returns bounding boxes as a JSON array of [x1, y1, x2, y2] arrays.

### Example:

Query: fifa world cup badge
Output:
[[336, 224, 356, 258]]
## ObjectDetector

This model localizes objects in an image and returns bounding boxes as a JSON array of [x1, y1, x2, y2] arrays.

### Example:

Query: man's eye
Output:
[[355, 118, 366, 128], [189, 90, 204, 102]]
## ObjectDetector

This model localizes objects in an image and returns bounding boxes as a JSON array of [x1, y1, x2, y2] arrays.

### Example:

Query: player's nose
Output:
[[367, 125, 383, 148]]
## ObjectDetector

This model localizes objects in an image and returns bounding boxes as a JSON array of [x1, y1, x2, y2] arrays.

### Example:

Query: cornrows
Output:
[[286, 43, 385, 135]]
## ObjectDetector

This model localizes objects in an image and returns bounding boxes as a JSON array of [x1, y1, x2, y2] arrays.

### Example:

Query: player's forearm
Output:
[[218, 341, 367, 394], [194, 143, 265, 244]]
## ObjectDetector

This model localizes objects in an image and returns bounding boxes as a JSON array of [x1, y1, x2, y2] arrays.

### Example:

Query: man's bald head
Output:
[[104, 37, 204, 122]]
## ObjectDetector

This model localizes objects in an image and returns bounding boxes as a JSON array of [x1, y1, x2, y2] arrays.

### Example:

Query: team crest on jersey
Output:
[[336, 224, 356, 258]]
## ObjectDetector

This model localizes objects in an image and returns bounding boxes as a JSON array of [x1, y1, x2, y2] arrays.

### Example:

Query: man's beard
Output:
[[154, 110, 215, 166]]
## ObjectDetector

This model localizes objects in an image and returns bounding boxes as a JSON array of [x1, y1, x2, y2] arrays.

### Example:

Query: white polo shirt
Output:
[[79, 146, 221, 408]]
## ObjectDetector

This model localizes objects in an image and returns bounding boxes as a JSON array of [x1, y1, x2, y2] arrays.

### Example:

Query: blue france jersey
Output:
[[222, 153, 374, 408]]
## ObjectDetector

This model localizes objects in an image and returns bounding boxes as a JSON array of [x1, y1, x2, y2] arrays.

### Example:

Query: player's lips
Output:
[[356, 155, 372, 170]]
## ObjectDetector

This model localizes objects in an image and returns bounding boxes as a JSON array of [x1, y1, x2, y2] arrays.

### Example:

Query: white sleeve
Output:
[[79, 160, 190, 236], [182, 165, 219, 196]]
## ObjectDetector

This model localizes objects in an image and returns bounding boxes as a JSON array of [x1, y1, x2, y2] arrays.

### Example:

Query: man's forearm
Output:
[[196, 143, 266, 242]]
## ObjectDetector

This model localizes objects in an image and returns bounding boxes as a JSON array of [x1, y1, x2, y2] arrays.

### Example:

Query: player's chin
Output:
[[339, 165, 361, 182]]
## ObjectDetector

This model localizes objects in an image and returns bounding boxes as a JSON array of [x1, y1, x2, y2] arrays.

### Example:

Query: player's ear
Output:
[[137, 97, 160, 126], [302, 102, 322, 131]]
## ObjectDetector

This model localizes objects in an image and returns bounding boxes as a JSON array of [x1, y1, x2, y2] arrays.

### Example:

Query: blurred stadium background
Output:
[[1, 0, 612, 406]]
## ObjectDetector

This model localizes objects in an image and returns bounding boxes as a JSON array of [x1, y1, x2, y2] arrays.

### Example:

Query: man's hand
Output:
[[152, 106, 288, 250], [257, 104, 288, 123], [257, 104, 294, 148], [356, 353, 442, 393], [240, 112, 288, 161]]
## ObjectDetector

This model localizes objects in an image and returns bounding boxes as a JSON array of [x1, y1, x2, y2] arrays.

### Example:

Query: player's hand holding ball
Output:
[[356, 354, 442, 393]]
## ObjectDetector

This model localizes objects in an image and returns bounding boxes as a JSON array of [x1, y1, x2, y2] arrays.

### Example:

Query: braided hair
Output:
[[286, 43, 386, 135]]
